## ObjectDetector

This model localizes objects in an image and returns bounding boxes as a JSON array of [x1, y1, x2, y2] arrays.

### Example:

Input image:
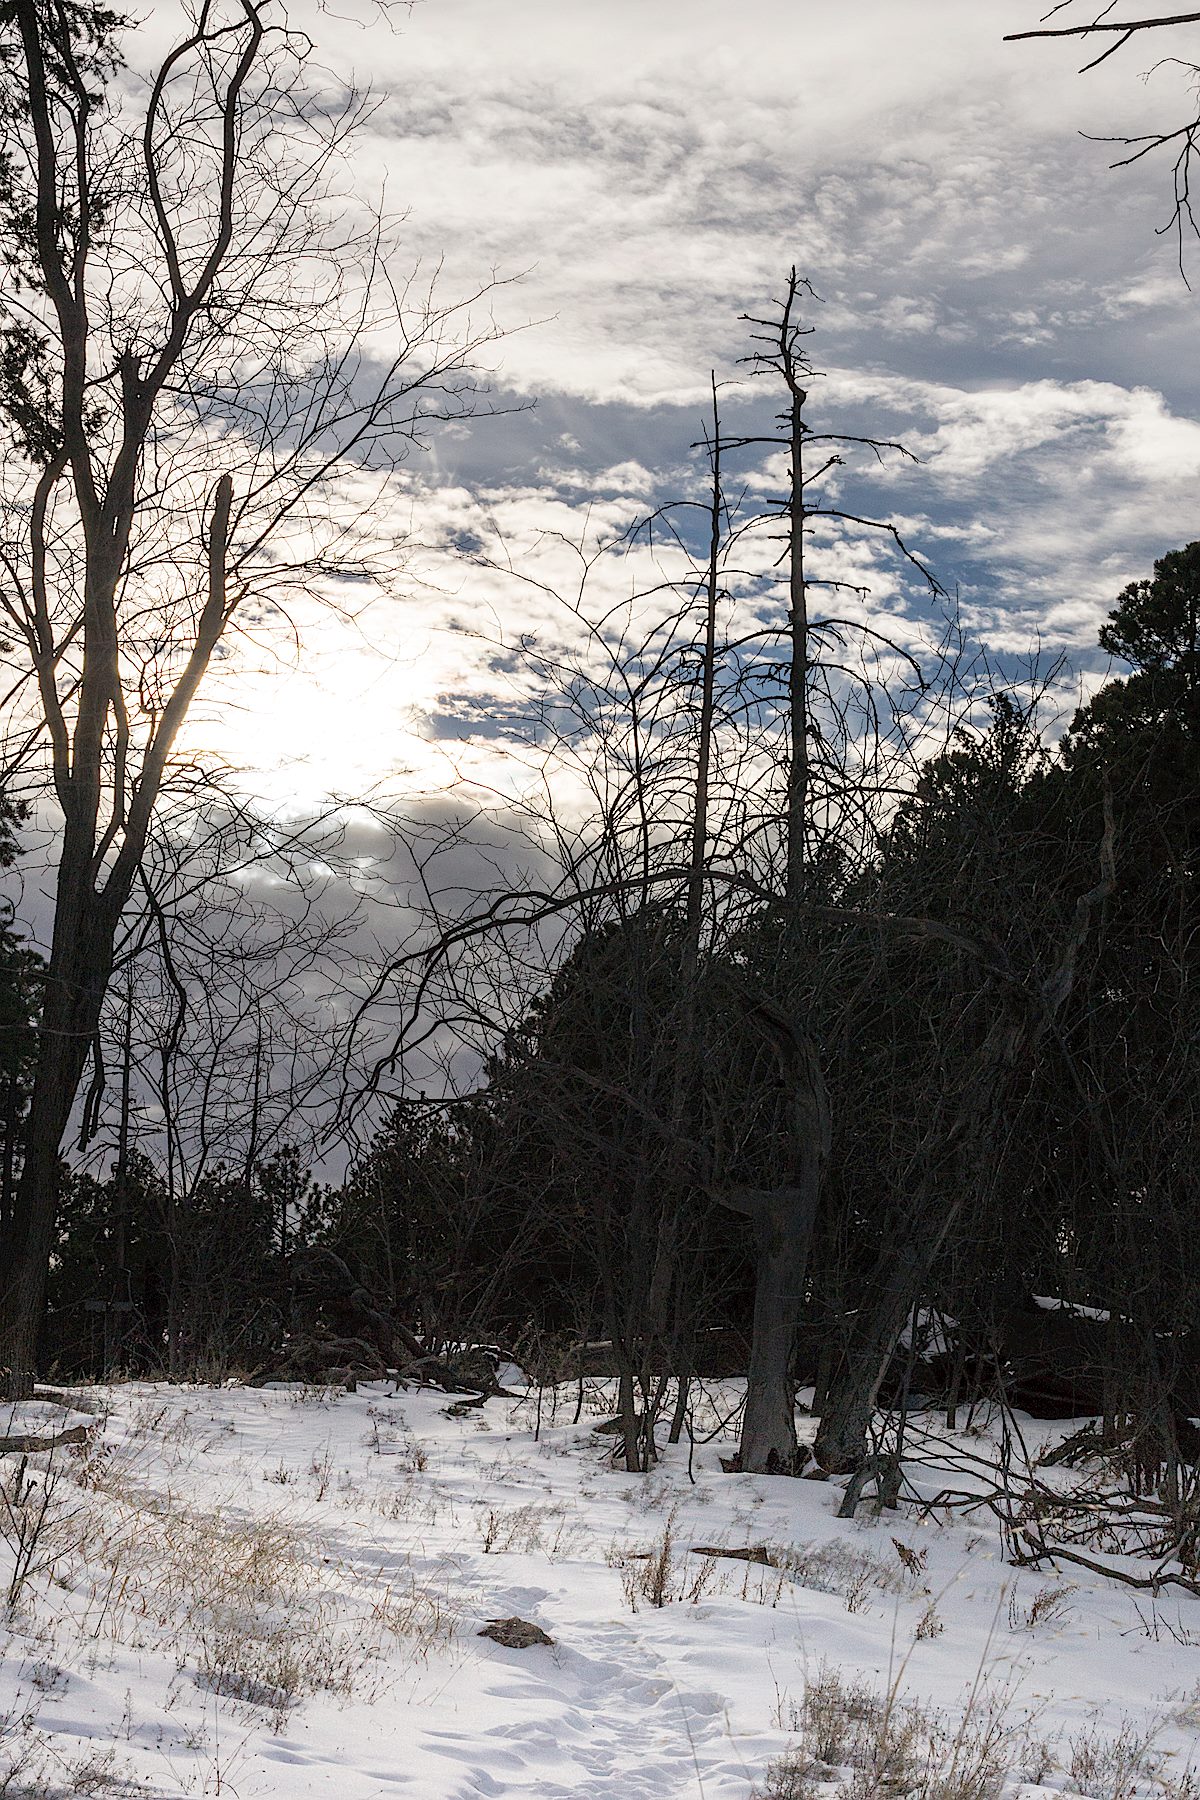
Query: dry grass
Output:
[[477, 1500, 586, 1559], [606, 1509, 716, 1611], [914, 1601, 944, 1641], [369, 1476, 442, 1526], [759, 1665, 1016, 1800], [605, 1522, 924, 1617], [287, 1383, 347, 1407], [766, 1656, 1025, 1800], [1009, 1580, 1078, 1632], [4, 1430, 460, 1739], [0, 1457, 83, 1616], [776, 1538, 912, 1612], [780, 1662, 883, 1767], [758, 1665, 1174, 1800], [1065, 1718, 1162, 1800], [0, 1675, 134, 1797], [607, 1519, 773, 1612]]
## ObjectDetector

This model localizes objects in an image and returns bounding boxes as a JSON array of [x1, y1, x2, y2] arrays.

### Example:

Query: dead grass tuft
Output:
[[760, 1663, 1021, 1800], [759, 1667, 1172, 1800], [1065, 1718, 1162, 1800], [477, 1501, 585, 1559]]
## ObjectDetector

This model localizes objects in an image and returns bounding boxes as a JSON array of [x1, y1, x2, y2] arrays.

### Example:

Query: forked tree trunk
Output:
[[733, 1179, 821, 1472], [0, 0, 418, 1401], [0, 478, 233, 1398], [717, 1004, 830, 1474], [813, 1243, 930, 1475]]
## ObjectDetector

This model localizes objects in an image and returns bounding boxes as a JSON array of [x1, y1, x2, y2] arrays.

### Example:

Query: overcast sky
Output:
[[167, 0, 1200, 799]]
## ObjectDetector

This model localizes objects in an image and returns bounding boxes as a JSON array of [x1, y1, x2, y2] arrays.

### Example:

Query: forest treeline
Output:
[[4, 540, 1197, 1493]]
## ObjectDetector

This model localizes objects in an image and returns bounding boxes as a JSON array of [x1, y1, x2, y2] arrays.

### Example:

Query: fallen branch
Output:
[[1013, 1528, 1200, 1597], [0, 1424, 92, 1454], [690, 1543, 778, 1566]]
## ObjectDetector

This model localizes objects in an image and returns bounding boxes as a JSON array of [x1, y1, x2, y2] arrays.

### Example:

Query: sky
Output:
[[10, 0, 1200, 1148], [166, 0, 1200, 803]]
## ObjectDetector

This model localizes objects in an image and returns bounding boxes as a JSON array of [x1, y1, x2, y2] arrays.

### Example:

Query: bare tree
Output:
[[1006, 5, 1200, 268], [700, 269, 945, 1474], [0, 0, 501, 1395], [346, 275, 969, 1477]]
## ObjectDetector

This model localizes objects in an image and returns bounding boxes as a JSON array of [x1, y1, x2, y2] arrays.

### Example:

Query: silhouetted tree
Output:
[[0, 0, 497, 1393]]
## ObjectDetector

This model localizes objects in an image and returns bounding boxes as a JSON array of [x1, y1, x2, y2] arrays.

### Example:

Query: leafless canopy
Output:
[[1006, 4, 1200, 270], [0, 0, 505, 1394]]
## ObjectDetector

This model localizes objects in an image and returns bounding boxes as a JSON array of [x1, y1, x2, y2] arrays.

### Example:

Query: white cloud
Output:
[[109, 0, 1200, 803]]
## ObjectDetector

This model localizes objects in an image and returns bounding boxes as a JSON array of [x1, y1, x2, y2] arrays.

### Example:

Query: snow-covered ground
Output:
[[1, 1379, 1198, 1798]]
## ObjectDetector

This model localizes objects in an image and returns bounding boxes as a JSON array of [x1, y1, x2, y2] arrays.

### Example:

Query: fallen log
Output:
[[689, 1544, 778, 1566], [0, 1423, 92, 1455]]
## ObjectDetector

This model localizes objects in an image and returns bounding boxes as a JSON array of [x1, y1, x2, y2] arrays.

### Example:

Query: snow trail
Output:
[[1, 1382, 1195, 1798]]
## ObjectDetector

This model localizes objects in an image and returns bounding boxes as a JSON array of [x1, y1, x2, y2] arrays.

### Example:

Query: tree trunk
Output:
[[617, 1365, 642, 1473], [737, 1180, 820, 1472], [721, 292, 823, 1478], [718, 1003, 830, 1474], [814, 1242, 928, 1475], [0, 858, 115, 1395], [0, 1076, 18, 1238]]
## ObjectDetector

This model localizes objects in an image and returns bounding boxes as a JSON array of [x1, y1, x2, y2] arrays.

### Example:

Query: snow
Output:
[[2, 1399, 101, 1440], [1031, 1299, 1113, 1324], [1, 1379, 1198, 1797], [896, 1308, 958, 1358]]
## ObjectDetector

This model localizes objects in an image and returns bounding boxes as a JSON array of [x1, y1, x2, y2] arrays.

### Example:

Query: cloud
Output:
[[27, 0, 1200, 1149], [100, 0, 1200, 806], [183, 362, 1200, 801], [304, 0, 1184, 405]]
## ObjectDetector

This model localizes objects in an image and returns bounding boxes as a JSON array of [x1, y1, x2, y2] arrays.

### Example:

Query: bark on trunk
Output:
[[813, 1244, 927, 1474], [736, 1180, 820, 1472], [0, 865, 115, 1396], [716, 1002, 830, 1475]]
